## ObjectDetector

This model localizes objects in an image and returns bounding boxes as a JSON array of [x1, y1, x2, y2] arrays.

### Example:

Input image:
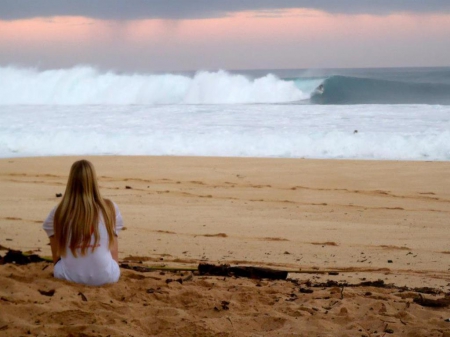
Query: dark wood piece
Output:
[[198, 263, 288, 280], [413, 294, 450, 308]]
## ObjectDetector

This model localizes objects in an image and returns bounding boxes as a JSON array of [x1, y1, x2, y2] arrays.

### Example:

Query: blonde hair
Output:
[[54, 160, 116, 257]]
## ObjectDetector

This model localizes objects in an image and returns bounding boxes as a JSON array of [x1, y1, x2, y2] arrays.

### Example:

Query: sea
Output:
[[1, 65, 449, 160]]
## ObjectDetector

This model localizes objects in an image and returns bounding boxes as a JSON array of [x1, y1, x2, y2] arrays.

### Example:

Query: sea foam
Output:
[[0, 66, 307, 105], [1, 104, 450, 160]]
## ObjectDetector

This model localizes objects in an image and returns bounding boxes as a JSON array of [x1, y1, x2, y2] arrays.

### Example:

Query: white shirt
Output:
[[43, 202, 124, 286]]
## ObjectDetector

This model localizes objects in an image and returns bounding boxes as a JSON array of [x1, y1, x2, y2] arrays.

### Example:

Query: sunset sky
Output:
[[1, 1, 449, 72]]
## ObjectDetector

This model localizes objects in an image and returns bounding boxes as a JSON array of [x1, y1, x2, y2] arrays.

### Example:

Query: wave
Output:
[[310, 75, 450, 105], [3, 121, 450, 160], [0, 66, 308, 105], [2, 104, 449, 160], [3, 66, 449, 106]]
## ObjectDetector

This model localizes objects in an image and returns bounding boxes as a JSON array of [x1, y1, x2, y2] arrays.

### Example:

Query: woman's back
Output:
[[42, 160, 124, 286]]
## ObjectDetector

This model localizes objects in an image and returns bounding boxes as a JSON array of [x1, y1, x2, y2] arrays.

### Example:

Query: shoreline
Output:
[[3, 153, 450, 162]]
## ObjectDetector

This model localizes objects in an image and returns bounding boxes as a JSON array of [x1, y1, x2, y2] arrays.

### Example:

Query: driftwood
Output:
[[120, 263, 196, 273], [413, 294, 450, 308], [309, 279, 388, 288], [1, 249, 448, 299], [121, 263, 288, 280], [198, 263, 288, 280], [304, 279, 447, 297], [120, 263, 343, 277]]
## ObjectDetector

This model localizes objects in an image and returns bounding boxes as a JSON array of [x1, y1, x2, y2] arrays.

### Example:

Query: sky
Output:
[[0, 0, 450, 72]]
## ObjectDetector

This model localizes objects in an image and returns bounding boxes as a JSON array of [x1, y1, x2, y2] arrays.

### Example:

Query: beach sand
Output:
[[1, 156, 449, 336]]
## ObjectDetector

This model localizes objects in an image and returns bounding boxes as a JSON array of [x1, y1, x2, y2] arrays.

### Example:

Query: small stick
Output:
[[119, 263, 346, 274]]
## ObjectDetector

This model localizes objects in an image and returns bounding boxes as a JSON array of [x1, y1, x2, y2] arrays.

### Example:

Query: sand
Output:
[[1, 156, 450, 336]]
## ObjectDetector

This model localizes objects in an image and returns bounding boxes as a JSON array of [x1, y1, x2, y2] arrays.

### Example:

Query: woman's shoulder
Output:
[[43, 205, 59, 236], [102, 199, 123, 233], [47, 204, 59, 217], [103, 198, 120, 211]]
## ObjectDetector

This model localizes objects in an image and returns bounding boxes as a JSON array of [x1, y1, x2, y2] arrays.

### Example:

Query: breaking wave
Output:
[[0, 66, 308, 105], [310, 75, 450, 105]]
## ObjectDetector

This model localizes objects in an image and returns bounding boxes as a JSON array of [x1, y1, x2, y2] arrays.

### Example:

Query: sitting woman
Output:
[[43, 159, 124, 286]]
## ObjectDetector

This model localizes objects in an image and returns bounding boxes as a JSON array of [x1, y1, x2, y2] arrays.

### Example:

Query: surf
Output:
[[0, 66, 308, 105], [309, 75, 450, 105]]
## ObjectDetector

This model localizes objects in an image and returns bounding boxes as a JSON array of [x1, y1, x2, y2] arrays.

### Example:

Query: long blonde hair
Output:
[[54, 160, 116, 257]]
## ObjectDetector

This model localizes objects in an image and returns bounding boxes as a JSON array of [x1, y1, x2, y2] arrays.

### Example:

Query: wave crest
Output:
[[0, 66, 307, 105]]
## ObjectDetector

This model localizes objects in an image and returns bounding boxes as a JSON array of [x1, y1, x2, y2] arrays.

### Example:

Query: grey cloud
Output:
[[1, 0, 450, 21]]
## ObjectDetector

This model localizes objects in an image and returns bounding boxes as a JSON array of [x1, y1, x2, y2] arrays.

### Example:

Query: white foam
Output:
[[1, 104, 450, 160], [0, 66, 307, 105]]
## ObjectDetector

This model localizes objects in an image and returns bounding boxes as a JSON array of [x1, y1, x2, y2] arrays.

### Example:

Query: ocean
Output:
[[1, 65, 449, 160]]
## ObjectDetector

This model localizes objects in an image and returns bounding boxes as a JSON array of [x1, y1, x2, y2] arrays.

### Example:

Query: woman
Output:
[[43, 159, 124, 286]]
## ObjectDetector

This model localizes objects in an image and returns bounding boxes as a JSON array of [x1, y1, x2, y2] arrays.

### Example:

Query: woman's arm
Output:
[[43, 207, 58, 263], [49, 236, 60, 264], [110, 235, 119, 262]]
